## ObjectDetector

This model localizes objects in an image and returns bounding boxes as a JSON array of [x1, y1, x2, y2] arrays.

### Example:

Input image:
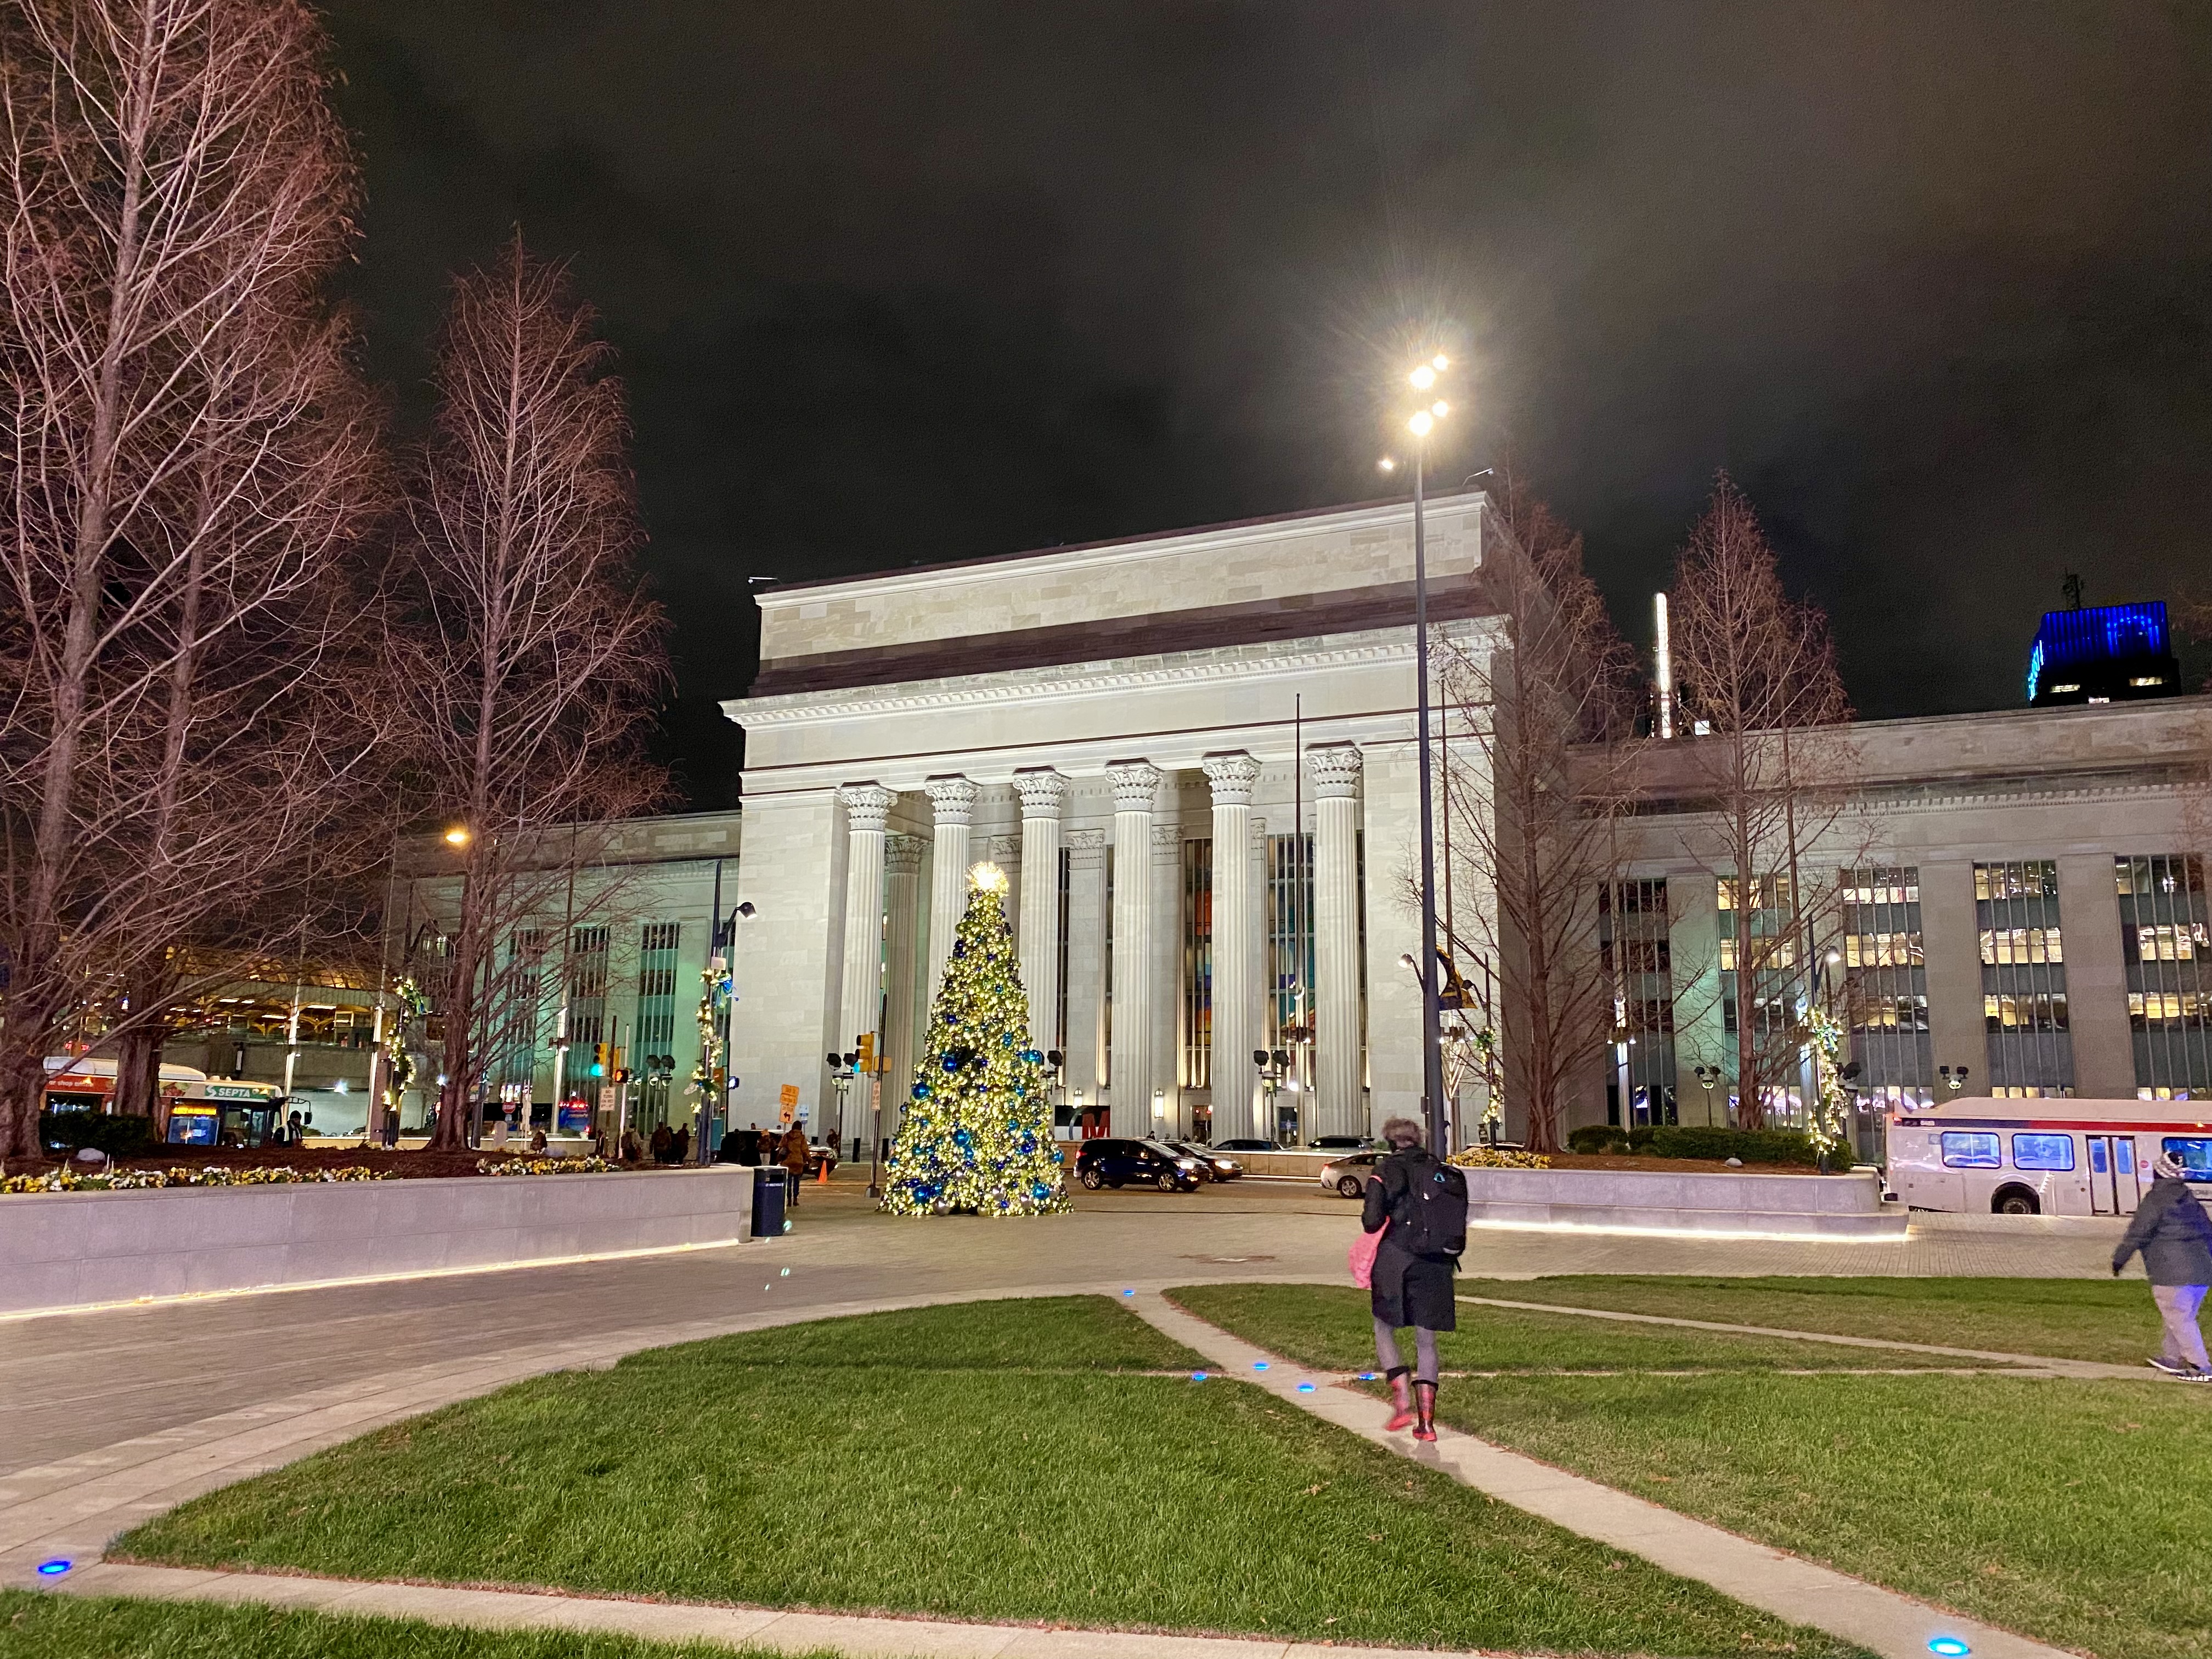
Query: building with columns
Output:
[[723, 494, 1504, 1147]]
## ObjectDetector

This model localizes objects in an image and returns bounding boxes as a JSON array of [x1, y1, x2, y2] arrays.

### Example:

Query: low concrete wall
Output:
[[1456, 1165, 1903, 1238], [0, 1167, 755, 1316]]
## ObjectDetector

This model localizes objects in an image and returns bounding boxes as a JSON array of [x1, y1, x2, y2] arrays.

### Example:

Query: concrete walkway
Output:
[[1128, 1291, 2075, 1659], [1454, 1292, 2154, 1380], [43, 1559, 1473, 1659]]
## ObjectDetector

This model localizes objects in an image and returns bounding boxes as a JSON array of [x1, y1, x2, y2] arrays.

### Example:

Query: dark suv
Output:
[[1075, 1138, 1201, 1192]]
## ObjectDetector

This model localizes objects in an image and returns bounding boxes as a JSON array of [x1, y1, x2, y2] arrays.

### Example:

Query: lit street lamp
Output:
[[1381, 354, 1454, 1155]]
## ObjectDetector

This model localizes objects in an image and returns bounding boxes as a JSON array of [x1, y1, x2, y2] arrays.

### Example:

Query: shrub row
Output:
[[1565, 1123, 1817, 1164], [37, 1110, 155, 1157]]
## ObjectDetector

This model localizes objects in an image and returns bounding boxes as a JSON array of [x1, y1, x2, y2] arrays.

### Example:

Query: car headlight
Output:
[[1176, 1158, 1197, 1169]]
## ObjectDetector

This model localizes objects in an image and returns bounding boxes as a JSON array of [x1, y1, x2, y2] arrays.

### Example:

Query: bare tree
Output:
[[1666, 474, 1858, 1128], [0, 0, 390, 1160], [1436, 473, 1641, 1152], [396, 236, 668, 1151]]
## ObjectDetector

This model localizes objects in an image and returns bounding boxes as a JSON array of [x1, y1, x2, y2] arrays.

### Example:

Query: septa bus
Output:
[[42, 1055, 209, 1116], [1886, 1096, 2212, 1217]]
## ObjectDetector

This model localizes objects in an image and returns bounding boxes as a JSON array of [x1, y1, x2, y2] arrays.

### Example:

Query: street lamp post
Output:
[[1383, 355, 1454, 1155]]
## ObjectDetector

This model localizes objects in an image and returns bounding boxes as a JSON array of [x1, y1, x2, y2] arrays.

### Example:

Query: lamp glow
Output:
[[968, 861, 1009, 894], [1431, 400, 1449, 417], [442, 826, 470, 847], [1432, 354, 1449, 370], [1378, 456, 1396, 472], [1408, 410, 1434, 437], [1409, 364, 1436, 391]]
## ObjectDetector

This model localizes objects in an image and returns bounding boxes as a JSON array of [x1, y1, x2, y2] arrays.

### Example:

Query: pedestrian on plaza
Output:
[[529, 1127, 548, 1153], [672, 1124, 691, 1163], [1361, 1116, 1469, 1441], [2113, 1149, 2212, 1379], [781, 1124, 808, 1208], [650, 1121, 673, 1164], [619, 1127, 641, 1164]]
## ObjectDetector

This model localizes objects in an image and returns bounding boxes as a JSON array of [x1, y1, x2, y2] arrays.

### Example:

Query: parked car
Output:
[[1075, 1137, 1201, 1192], [805, 1143, 839, 1177], [1212, 1137, 1278, 1152], [1165, 1141, 1243, 1182], [1317, 1149, 1378, 1198], [1311, 1134, 1373, 1151]]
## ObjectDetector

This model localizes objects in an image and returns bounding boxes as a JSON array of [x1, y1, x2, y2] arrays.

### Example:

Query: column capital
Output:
[[884, 833, 926, 875], [838, 782, 896, 832], [1201, 750, 1261, 805], [1305, 744, 1364, 800], [1013, 768, 1068, 819], [1066, 827, 1108, 859], [1105, 760, 1163, 811], [924, 774, 980, 825]]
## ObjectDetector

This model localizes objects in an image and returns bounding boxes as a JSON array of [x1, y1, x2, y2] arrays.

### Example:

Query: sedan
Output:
[[1211, 1137, 1278, 1152], [1165, 1141, 1243, 1182], [1317, 1149, 1378, 1199], [1311, 1135, 1373, 1151]]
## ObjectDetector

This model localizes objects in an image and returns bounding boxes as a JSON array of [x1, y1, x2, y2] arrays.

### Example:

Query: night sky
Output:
[[320, 2, 2212, 806]]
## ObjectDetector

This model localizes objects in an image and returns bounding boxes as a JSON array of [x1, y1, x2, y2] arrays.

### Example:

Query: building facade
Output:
[[723, 495, 1503, 1148], [1600, 697, 2212, 1128]]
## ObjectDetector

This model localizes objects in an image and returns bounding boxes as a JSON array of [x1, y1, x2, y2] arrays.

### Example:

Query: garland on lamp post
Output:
[[1807, 1005, 1852, 1163], [382, 975, 429, 1105], [687, 957, 730, 1108]]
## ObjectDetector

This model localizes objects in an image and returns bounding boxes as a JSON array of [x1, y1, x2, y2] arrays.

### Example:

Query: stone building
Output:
[[1601, 696, 2212, 1130], [723, 493, 1504, 1148]]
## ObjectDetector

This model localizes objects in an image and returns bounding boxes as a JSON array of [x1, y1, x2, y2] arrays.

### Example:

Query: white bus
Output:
[[1886, 1096, 2212, 1217]]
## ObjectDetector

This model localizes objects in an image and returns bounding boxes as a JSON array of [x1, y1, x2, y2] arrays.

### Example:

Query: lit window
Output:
[[2129, 676, 2164, 687], [1940, 1131, 2001, 1169], [2011, 1133, 2075, 1172], [2162, 1137, 2212, 1178]]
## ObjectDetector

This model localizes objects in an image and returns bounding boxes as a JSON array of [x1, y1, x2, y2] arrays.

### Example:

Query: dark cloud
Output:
[[320, 1, 2212, 802]]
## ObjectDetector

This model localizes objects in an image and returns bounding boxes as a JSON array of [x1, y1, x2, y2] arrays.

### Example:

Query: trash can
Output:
[[751, 1165, 787, 1237]]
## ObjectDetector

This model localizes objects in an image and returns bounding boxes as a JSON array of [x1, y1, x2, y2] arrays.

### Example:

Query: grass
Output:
[[1175, 1281, 2210, 1659], [1469, 1276, 2166, 1364], [0, 1591, 801, 1658], [1165, 1283, 1996, 1372], [1439, 1374, 2212, 1659], [119, 1295, 1865, 1658]]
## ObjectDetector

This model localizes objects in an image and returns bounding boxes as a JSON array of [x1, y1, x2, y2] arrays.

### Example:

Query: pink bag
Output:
[[1348, 1224, 1382, 1288]]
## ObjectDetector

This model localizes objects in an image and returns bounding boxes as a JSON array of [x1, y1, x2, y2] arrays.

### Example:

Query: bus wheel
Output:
[[1992, 1186, 2040, 1217]]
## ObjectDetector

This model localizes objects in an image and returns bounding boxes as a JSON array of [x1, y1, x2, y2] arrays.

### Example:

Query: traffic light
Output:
[[590, 1042, 607, 1079], [856, 1032, 876, 1074]]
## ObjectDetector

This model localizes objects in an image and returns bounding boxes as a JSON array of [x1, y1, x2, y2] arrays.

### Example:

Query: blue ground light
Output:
[[1122, 1289, 1135, 1296], [36, 1560, 70, 1576], [1928, 1640, 1971, 1657], [1357, 1370, 1379, 1380], [1296, 1381, 1317, 1392], [1253, 1361, 1269, 1370], [1191, 1371, 1209, 1381]]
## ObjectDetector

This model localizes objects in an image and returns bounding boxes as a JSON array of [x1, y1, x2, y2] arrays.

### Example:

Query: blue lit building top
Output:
[[2025, 601, 2180, 706]]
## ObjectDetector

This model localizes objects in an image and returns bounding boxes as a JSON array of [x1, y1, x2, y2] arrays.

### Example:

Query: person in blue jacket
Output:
[[2112, 1149, 2212, 1379]]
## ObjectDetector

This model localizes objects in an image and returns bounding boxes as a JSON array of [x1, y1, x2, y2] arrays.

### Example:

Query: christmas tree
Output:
[[881, 862, 1068, 1216]]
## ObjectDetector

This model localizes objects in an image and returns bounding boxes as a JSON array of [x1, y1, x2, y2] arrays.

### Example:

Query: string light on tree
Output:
[[880, 862, 1067, 1217]]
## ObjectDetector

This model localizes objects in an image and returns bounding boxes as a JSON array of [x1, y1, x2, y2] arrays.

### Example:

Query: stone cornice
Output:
[[729, 617, 1502, 729]]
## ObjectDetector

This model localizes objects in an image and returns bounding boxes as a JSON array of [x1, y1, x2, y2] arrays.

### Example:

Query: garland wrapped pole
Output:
[[881, 864, 1067, 1216]]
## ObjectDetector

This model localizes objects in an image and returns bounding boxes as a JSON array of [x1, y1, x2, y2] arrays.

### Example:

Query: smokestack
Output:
[[1653, 591, 1674, 740]]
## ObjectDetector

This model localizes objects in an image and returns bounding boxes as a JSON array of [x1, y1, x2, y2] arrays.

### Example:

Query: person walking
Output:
[[780, 1124, 809, 1209], [2113, 1150, 2212, 1379], [1361, 1116, 1469, 1441]]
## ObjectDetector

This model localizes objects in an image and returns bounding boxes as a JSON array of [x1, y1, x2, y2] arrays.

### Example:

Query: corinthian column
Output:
[[923, 775, 979, 1006], [882, 832, 926, 1137], [1014, 770, 1067, 1052], [1308, 744, 1364, 1139], [836, 783, 895, 1142], [1202, 752, 1262, 1140], [1106, 760, 1161, 1135]]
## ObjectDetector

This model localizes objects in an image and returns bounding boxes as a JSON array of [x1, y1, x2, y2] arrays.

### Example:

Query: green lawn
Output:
[[0, 1591, 791, 1658], [1166, 1282, 1996, 1372], [120, 1296, 1864, 1658], [1470, 1276, 2165, 1364], [1176, 1282, 2210, 1659]]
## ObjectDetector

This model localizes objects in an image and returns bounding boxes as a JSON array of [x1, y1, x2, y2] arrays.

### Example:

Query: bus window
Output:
[[2011, 1133, 2075, 1171], [1940, 1131, 2001, 1169], [2161, 1138, 2212, 1178]]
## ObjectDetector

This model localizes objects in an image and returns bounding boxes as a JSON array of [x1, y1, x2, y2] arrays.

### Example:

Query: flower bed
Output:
[[475, 1156, 617, 1177], [3, 1163, 392, 1195], [1447, 1147, 1551, 1170]]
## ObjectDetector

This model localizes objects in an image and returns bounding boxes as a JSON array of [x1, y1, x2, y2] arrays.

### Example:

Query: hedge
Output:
[[1567, 1122, 1816, 1165], [38, 1110, 155, 1157]]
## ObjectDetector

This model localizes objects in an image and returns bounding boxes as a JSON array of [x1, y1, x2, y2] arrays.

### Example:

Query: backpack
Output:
[[1391, 1153, 1469, 1259]]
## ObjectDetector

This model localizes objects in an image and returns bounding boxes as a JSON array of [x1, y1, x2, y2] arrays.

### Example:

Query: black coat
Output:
[[2114, 1176, 2212, 1286], [1363, 1148, 1458, 1331]]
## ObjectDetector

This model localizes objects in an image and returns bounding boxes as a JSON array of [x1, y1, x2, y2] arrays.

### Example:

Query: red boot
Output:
[[1412, 1380, 1438, 1442], [1383, 1366, 1414, 1431]]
